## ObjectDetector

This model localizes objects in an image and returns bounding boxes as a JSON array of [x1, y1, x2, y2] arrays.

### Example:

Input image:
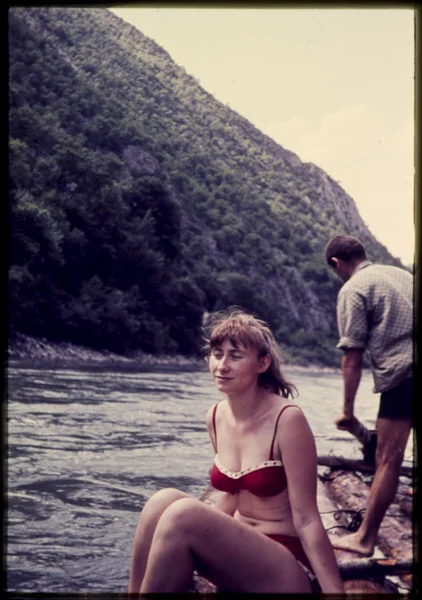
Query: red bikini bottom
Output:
[[265, 534, 322, 592]]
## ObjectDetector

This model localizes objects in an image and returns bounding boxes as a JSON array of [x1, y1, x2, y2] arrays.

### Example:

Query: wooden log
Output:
[[317, 478, 350, 531], [343, 579, 397, 593], [318, 476, 415, 593], [318, 479, 382, 592], [396, 484, 413, 518], [323, 469, 413, 585], [318, 455, 414, 478], [338, 558, 413, 580], [320, 466, 413, 519]]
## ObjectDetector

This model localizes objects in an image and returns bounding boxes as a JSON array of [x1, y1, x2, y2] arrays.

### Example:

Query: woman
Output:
[[127, 309, 344, 594]]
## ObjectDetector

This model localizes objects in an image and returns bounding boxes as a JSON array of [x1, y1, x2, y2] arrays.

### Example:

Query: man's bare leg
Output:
[[331, 417, 412, 556]]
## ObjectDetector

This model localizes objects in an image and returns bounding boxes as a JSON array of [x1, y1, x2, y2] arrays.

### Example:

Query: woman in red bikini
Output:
[[127, 309, 344, 594]]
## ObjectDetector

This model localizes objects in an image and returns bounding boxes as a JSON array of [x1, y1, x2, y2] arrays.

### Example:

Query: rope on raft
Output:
[[321, 508, 366, 533], [321, 507, 412, 533]]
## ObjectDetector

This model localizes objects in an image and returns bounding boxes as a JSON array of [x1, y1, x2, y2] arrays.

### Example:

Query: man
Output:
[[324, 234, 413, 556]]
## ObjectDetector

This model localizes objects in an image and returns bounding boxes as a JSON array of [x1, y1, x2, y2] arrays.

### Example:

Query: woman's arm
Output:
[[278, 407, 345, 594]]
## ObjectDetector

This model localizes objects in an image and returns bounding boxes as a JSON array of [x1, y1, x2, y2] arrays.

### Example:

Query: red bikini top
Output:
[[209, 404, 297, 497]]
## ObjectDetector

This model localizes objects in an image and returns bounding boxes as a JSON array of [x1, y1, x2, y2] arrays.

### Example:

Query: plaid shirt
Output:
[[336, 260, 413, 393]]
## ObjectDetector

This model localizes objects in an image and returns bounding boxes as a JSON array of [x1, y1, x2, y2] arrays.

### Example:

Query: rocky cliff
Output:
[[8, 7, 404, 365]]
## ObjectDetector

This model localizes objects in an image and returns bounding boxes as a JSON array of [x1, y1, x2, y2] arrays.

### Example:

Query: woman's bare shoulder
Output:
[[276, 402, 313, 438], [277, 403, 316, 454], [273, 398, 303, 417]]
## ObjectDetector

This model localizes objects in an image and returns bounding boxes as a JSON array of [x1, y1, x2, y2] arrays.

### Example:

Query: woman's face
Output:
[[208, 337, 269, 394]]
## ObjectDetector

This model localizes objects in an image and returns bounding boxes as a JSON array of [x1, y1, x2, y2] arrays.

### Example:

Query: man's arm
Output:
[[335, 348, 364, 428]]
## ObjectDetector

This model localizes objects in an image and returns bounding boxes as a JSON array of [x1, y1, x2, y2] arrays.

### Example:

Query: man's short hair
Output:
[[324, 235, 367, 267]]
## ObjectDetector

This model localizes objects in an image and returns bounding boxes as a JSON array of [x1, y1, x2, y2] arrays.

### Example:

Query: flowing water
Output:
[[6, 361, 414, 593]]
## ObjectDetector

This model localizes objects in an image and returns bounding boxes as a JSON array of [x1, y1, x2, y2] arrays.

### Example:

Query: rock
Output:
[[8, 333, 337, 372], [7, 333, 205, 368]]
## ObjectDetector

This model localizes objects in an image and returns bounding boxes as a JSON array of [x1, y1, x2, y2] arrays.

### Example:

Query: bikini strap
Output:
[[269, 405, 300, 460], [212, 403, 218, 451]]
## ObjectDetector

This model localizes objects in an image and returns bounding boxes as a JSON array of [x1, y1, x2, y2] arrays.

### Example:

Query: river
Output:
[[6, 361, 414, 593]]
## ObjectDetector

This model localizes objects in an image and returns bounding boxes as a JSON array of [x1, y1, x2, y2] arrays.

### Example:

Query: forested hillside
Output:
[[8, 7, 403, 365]]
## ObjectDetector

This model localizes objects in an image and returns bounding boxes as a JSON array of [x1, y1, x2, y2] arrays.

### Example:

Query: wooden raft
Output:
[[321, 471, 413, 552], [317, 474, 414, 593], [318, 454, 414, 479]]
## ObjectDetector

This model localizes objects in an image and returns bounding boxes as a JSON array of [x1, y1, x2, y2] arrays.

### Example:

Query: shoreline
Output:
[[7, 332, 341, 374]]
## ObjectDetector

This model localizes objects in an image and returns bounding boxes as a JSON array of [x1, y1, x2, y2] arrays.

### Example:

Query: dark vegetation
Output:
[[8, 7, 404, 365]]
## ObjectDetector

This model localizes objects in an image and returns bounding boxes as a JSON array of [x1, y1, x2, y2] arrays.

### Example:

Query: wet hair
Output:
[[324, 235, 367, 267], [203, 308, 297, 399]]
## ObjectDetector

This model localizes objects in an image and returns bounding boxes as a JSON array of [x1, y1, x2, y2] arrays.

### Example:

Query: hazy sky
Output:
[[111, 7, 415, 265]]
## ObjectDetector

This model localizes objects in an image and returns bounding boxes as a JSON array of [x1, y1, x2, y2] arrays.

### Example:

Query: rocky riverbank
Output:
[[7, 332, 205, 369], [7, 332, 340, 374]]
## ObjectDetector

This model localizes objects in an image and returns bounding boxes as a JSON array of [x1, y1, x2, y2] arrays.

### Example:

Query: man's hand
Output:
[[334, 413, 356, 431]]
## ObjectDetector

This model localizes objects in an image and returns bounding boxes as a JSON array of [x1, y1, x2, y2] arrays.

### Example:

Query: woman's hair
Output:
[[324, 235, 367, 267], [203, 308, 297, 399]]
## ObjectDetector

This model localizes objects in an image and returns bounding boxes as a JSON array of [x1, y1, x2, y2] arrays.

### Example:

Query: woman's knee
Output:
[[141, 488, 190, 522], [155, 497, 203, 538]]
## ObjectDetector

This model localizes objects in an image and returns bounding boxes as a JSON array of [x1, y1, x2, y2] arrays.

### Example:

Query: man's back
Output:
[[337, 262, 413, 393]]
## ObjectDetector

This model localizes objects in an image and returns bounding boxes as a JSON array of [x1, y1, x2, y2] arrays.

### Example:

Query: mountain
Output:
[[8, 6, 404, 365]]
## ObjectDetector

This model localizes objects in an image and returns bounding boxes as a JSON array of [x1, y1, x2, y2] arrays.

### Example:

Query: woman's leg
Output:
[[141, 497, 312, 594], [127, 487, 189, 593]]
